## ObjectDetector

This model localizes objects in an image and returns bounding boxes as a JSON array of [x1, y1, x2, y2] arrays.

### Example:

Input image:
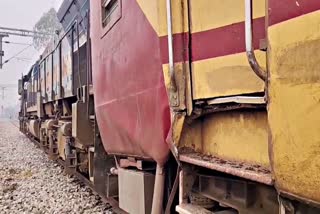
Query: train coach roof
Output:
[[57, 0, 89, 31], [26, 62, 39, 76]]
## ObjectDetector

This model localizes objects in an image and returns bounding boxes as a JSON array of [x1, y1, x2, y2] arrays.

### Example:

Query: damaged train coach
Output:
[[19, 0, 320, 213]]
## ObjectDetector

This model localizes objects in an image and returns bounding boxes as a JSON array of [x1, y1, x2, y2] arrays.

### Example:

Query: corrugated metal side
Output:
[[61, 34, 73, 98], [52, 46, 61, 100]]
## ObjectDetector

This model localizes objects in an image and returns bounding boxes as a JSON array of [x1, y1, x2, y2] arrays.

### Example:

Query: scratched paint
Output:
[[268, 8, 320, 203]]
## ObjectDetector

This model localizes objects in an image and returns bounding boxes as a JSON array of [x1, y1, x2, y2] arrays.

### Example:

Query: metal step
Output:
[[179, 151, 273, 186], [207, 96, 265, 105], [176, 203, 237, 214]]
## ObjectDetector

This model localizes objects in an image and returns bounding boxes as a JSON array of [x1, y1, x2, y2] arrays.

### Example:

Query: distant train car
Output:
[[19, 0, 320, 213]]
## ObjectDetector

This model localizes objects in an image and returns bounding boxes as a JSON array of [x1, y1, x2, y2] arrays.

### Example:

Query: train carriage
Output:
[[18, 0, 320, 213]]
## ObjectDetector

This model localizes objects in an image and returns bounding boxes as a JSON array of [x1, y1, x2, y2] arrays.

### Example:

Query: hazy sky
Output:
[[0, 0, 63, 107]]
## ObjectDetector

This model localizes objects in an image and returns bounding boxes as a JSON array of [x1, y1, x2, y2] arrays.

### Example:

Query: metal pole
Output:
[[245, 0, 266, 81], [0, 36, 3, 69], [1, 87, 5, 100], [151, 165, 166, 214], [0, 35, 8, 69], [166, 0, 177, 92], [0, 33, 9, 69], [0, 26, 54, 38]]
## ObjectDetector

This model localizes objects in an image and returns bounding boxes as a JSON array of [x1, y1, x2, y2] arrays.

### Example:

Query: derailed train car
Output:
[[19, 0, 320, 213]]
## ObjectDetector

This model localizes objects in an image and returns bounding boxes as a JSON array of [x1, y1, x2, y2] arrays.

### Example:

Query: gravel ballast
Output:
[[0, 121, 112, 214]]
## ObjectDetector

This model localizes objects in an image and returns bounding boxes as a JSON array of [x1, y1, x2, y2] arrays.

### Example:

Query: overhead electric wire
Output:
[[14, 57, 31, 60], [2, 44, 33, 66], [2, 41, 32, 46], [13, 57, 31, 62]]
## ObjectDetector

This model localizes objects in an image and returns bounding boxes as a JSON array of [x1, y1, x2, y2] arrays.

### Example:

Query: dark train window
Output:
[[101, 0, 121, 36]]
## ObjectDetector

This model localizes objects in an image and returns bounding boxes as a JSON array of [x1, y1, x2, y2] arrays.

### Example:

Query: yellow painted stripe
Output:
[[179, 110, 270, 168], [136, 0, 189, 36], [190, 0, 265, 33], [137, 0, 265, 36], [269, 10, 320, 49], [202, 111, 269, 168], [191, 51, 266, 99], [268, 10, 320, 202]]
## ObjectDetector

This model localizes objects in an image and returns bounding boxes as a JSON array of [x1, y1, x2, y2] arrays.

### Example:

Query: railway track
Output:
[[9, 120, 126, 214], [9, 120, 19, 129], [23, 131, 126, 214], [0, 121, 108, 213]]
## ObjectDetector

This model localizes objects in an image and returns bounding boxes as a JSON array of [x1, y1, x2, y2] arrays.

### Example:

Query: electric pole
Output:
[[0, 27, 53, 38], [0, 34, 8, 69], [1, 87, 5, 100], [0, 26, 54, 69], [0, 87, 5, 118]]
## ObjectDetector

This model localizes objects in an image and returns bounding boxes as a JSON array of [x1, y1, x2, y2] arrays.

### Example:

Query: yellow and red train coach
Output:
[[19, 0, 320, 213]]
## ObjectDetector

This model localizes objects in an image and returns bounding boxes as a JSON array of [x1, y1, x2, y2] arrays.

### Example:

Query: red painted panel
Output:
[[269, 0, 320, 26], [160, 18, 265, 64], [90, 0, 170, 165], [160, 33, 190, 64]]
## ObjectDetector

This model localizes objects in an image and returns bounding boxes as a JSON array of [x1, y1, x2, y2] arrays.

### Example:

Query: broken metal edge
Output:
[[179, 152, 274, 186]]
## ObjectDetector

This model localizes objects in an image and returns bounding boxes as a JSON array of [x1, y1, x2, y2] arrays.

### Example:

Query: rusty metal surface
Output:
[[165, 167, 180, 214], [40, 61, 46, 102], [280, 191, 320, 209], [179, 149, 273, 185], [28, 120, 40, 139], [194, 174, 279, 214], [52, 47, 61, 99], [61, 34, 73, 98], [45, 54, 53, 102], [71, 102, 94, 146], [179, 110, 269, 169], [268, 1, 320, 204]]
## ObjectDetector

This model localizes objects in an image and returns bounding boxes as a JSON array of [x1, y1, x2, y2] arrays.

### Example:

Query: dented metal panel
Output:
[[179, 110, 270, 168], [268, 1, 320, 204], [189, 0, 266, 100], [90, 0, 170, 165]]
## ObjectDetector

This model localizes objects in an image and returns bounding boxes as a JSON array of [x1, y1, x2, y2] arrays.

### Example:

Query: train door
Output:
[[46, 54, 53, 102], [40, 60, 46, 102], [61, 32, 73, 98], [188, 0, 266, 101], [53, 45, 61, 100]]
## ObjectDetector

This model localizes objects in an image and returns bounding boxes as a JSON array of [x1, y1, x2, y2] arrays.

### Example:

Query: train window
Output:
[[101, 0, 121, 36]]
